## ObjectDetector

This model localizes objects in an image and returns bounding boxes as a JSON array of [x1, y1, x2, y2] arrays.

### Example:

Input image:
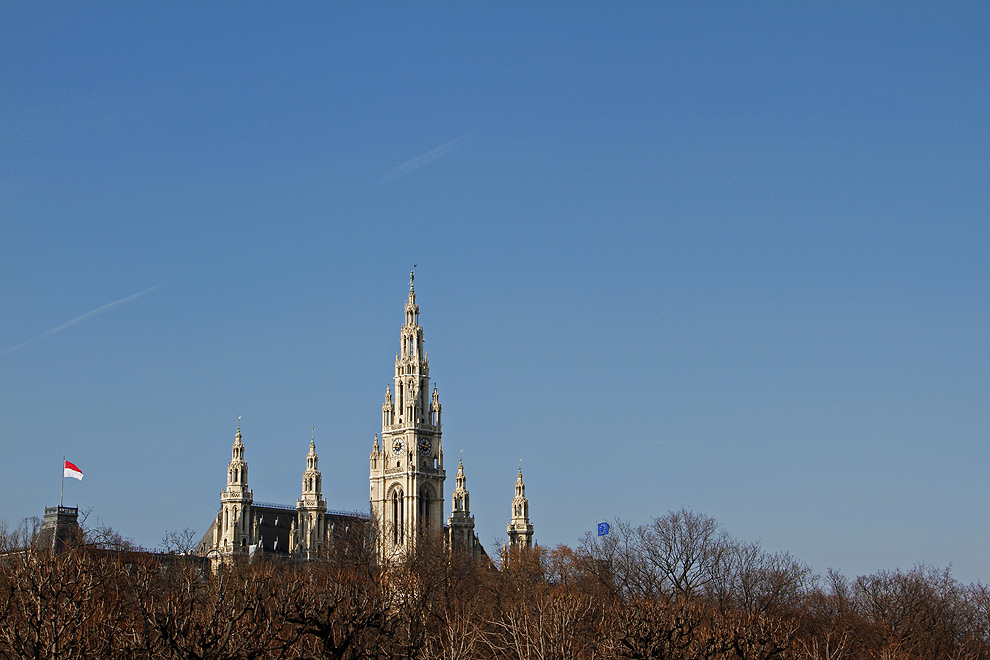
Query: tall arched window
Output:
[[392, 488, 404, 545], [419, 485, 432, 529]]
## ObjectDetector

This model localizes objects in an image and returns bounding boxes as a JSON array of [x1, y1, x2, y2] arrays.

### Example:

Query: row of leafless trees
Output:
[[1, 510, 988, 660]]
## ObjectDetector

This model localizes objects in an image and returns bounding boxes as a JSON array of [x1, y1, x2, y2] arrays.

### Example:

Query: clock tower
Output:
[[370, 270, 445, 561]]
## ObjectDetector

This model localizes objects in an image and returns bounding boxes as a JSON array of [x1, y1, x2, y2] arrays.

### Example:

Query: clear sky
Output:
[[1, 2, 988, 583]]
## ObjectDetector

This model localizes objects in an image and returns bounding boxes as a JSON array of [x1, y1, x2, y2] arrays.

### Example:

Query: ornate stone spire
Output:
[[220, 418, 253, 553], [299, 429, 322, 499], [383, 384, 394, 428], [226, 418, 248, 493], [431, 385, 442, 426], [405, 271, 420, 327], [447, 454, 476, 555], [371, 273, 446, 562], [452, 457, 470, 515], [507, 463, 534, 550], [296, 429, 327, 559]]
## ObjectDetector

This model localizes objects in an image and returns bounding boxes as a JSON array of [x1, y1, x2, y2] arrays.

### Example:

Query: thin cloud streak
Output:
[[3, 284, 162, 354], [383, 133, 475, 181]]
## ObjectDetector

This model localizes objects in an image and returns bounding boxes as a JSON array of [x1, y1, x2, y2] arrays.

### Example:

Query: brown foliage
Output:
[[1, 512, 988, 660], [282, 561, 389, 660]]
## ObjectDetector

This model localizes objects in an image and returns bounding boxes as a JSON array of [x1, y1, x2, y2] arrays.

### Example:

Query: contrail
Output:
[[383, 133, 475, 181], [3, 284, 162, 354]]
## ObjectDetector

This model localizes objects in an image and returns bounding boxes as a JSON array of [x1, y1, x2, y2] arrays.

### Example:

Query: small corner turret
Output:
[[218, 418, 254, 553], [294, 429, 327, 559]]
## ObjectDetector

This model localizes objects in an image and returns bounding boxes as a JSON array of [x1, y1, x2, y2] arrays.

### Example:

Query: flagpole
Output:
[[60, 455, 64, 508]]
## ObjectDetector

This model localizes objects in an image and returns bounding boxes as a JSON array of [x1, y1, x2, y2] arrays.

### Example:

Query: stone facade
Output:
[[369, 273, 447, 561], [37, 506, 81, 552], [196, 427, 367, 559]]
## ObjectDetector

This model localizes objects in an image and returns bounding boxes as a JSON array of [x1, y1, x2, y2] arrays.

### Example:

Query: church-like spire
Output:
[[405, 265, 419, 327], [383, 384, 394, 428], [507, 463, 534, 550], [371, 272, 446, 562], [226, 418, 248, 492], [300, 428, 321, 495], [220, 417, 253, 553], [447, 453, 476, 555], [430, 385, 441, 426], [394, 269, 430, 425], [296, 429, 327, 559], [452, 456, 470, 514]]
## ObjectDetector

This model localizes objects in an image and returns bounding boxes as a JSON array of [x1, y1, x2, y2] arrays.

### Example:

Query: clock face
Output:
[[392, 438, 403, 455], [418, 438, 432, 456]]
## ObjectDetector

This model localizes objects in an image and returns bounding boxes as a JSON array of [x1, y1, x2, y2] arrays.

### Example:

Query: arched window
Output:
[[419, 485, 432, 528], [392, 488, 404, 545]]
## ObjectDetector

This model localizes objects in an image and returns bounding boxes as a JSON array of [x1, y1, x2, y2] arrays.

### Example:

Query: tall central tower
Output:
[[370, 270, 445, 561]]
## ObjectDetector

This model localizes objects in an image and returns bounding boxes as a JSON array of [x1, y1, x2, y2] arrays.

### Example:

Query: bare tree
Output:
[[579, 519, 662, 601], [83, 521, 139, 552], [708, 541, 813, 616], [711, 609, 796, 660], [161, 527, 199, 554], [487, 587, 602, 660], [796, 631, 850, 660], [613, 597, 715, 660], [424, 589, 491, 660], [638, 508, 730, 599], [283, 560, 389, 660], [850, 564, 973, 659], [135, 557, 297, 660], [0, 544, 127, 660]]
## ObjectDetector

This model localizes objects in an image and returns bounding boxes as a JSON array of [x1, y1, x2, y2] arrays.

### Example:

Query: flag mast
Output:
[[60, 455, 65, 508]]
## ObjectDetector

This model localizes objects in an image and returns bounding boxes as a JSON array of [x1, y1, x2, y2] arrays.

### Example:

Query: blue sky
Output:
[[2, 2, 988, 583]]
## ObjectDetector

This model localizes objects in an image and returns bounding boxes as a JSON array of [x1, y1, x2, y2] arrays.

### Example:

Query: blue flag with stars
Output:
[[598, 522, 610, 536]]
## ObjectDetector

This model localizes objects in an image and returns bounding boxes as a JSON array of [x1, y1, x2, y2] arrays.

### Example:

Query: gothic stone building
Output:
[[198, 274, 533, 562]]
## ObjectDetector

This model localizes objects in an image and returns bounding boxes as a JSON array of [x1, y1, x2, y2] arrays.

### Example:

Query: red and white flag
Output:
[[63, 460, 84, 480]]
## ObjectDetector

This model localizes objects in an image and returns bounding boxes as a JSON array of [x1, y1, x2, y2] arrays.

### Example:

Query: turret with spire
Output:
[[447, 455, 477, 556], [219, 418, 254, 553], [507, 464, 534, 551], [295, 429, 327, 559]]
